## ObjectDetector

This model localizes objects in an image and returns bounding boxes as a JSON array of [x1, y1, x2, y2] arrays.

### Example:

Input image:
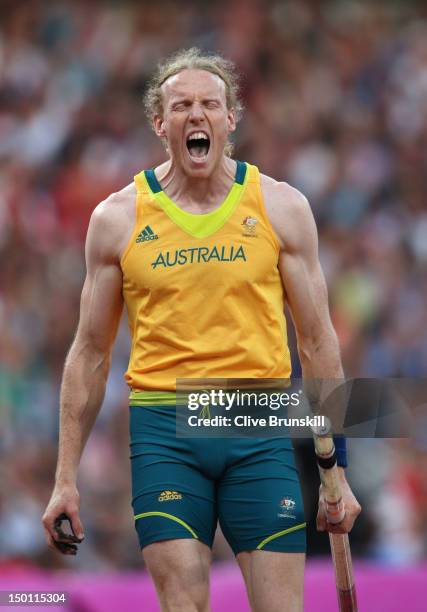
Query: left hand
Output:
[[316, 468, 361, 534]]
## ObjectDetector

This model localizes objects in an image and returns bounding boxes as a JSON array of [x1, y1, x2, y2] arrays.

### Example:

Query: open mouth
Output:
[[186, 131, 210, 160]]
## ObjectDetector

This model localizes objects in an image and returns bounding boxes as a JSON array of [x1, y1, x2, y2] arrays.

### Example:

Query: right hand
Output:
[[42, 484, 85, 555]]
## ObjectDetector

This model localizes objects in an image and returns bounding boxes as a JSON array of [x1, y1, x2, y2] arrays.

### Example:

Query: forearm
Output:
[[55, 342, 111, 486], [298, 328, 348, 466], [297, 326, 343, 379]]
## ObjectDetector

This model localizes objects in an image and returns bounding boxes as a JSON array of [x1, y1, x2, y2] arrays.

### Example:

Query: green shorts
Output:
[[130, 405, 306, 555]]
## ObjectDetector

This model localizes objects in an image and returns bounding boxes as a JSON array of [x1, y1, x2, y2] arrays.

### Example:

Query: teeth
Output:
[[188, 132, 209, 141]]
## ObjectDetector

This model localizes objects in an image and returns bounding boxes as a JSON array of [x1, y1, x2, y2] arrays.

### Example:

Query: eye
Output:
[[172, 100, 191, 112], [172, 103, 186, 111], [205, 100, 220, 109]]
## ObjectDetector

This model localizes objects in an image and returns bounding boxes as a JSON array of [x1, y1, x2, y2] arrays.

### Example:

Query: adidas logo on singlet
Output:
[[158, 490, 183, 502], [136, 225, 159, 243]]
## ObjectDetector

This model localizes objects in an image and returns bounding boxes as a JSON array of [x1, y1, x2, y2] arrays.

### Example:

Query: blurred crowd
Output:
[[1, 0, 426, 571]]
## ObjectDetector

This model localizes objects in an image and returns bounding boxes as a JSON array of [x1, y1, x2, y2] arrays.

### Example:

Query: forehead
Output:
[[161, 69, 226, 103]]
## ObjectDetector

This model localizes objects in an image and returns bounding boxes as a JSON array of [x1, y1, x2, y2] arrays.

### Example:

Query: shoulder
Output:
[[91, 182, 136, 227], [87, 182, 137, 262], [259, 173, 316, 252], [260, 173, 310, 220]]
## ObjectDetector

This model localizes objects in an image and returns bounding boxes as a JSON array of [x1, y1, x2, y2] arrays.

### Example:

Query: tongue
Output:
[[188, 142, 209, 158]]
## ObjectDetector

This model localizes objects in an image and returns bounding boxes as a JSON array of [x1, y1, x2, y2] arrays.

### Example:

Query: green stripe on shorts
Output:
[[256, 522, 307, 550], [134, 511, 198, 539]]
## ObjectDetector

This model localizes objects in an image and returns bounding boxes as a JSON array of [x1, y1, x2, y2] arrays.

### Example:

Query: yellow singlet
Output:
[[120, 161, 291, 392]]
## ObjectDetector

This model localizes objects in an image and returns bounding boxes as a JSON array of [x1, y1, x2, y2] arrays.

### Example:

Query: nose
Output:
[[189, 102, 205, 122]]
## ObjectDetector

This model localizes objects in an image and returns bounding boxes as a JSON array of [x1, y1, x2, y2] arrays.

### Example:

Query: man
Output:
[[43, 48, 360, 611]]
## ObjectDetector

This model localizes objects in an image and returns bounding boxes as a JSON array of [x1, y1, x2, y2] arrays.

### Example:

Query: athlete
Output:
[[42, 49, 361, 611]]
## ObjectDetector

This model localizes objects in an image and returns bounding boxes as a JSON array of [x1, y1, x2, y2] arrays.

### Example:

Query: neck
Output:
[[155, 156, 236, 213]]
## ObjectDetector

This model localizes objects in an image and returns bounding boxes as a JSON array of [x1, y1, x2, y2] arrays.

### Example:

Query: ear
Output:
[[153, 114, 166, 139], [227, 108, 237, 134]]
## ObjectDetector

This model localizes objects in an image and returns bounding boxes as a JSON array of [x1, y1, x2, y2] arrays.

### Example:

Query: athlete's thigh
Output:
[[130, 405, 217, 550], [218, 437, 306, 555], [237, 549, 305, 612], [144, 538, 212, 611]]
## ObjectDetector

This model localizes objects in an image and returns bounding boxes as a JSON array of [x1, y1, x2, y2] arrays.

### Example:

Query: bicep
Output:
[[276, 194, 333, 341], [279, 248, 332, 341], [74, 209, 124, 353], [77, 264, 123, 352]]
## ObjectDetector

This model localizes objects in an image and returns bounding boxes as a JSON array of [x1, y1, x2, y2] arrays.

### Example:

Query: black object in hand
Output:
[[53, 513, 83, 555]]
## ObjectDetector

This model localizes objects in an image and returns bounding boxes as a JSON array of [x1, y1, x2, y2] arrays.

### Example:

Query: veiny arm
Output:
[[42, 201, 124, 552], [264, 178, 361, 534], [274, 185, 342, 380]]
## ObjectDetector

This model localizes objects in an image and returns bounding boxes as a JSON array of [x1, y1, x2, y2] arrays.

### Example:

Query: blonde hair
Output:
[[144, 48, 243, 155]]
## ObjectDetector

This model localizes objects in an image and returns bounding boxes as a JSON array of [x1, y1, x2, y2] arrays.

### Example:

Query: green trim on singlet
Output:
[[144, 170, 163, 194], [129, 383, 293, 406], [143, 161, 248, 238], [129, 390, 177, 406], [256, 522, 307, 550], [234, 159, 247, 185], [134, 511, 198, 539]]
